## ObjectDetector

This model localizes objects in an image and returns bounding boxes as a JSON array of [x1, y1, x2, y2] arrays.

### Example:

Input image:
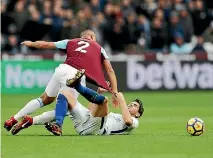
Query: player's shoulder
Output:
[[131, 117, 139, 128], [132, 117, 139, 123], [74, 38, 101, 46], [109, 112, 122, 118], [90, 40, 101, 47], [69, 38, 81, 42]]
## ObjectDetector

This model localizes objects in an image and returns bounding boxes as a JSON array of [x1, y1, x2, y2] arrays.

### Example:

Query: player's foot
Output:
[[66, 69, 85, 87], [44, 122, 62, 136], [11, 115, 33, 135], [4, 117, 18, 131]]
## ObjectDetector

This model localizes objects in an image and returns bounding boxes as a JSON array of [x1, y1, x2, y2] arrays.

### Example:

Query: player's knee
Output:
[[102, 110, 108, 117], [59, 90, 75, 102], [40, 93, 55, 105], [102, 97, 108, 105], [59, 90, 74, 100], [104, 96, 108, 102], [42, 97, 55, 105]]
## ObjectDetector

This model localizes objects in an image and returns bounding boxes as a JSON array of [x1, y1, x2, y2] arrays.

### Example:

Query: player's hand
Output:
[[97, 81, 110, 94], [21, 41, 33, 47], [97, 87, 108, 94], [112, 92, 119, 108], [116, 92, 124, 98]]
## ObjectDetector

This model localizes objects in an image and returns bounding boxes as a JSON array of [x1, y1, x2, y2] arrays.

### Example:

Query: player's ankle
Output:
[[55, 119, 63, 128], [55, 122, 62, 129], [13, 116, 19, 121]]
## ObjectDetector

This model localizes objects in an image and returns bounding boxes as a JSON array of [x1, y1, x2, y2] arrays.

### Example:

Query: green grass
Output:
[[1, 92, 213, 158]]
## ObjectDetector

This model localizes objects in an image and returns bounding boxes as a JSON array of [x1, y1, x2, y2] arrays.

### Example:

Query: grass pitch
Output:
[[1, 91, 213, 158]]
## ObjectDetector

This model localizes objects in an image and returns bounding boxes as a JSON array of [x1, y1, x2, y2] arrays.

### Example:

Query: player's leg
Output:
[[4, 70, 59, 131], [4, 93, 55, 131], [60, 88, 108, 135], [44, 93, 69, 136], [40, 64, 84, 127], [50, 90, 108, 136], [68, 81, 106, 105], [33, 110, 56, 125], [68, 74, 109, 117], [45, 89, 108, 136], [5, 64, 83, 132], [66, 69, 106, 105], [44, 90, 78, 136], [11, 110, 56, 135], [46, 88, 104, 136], [14, 92, 55, 120], [70, 82, 109, 135], [90, 97, 109, 118], [65, 79, 109, 118], [78, 98, 109, 135], [44, 67, 86, 135]]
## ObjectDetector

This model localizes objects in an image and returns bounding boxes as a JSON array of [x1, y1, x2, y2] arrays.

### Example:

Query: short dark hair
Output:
[[134, 98, 144, 118]]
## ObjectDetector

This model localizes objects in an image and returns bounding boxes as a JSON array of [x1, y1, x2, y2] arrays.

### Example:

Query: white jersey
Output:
[[102, 112, 139, 135]]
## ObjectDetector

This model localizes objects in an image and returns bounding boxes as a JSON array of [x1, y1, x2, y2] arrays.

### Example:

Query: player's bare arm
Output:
[[21, 41, 56, 49], [117, 92, 133, 126], [103, 60, 119, 107], [103, 60, 118, 93]]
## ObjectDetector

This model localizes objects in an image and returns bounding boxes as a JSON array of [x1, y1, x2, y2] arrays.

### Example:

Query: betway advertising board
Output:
[[1, 60, 213, 94], [124, 60, 213, 91]]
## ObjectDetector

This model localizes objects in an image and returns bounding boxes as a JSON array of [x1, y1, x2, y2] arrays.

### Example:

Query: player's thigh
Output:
[[45, 69, 60, 97], [91, 98, 109, 117], [60, 90, 77, 110], [79, 115, 107, 135], [58, 64, 85, 86], [69, 102, 89, 125], [45, 64, 85, 98], [58, 64, 86, 99]]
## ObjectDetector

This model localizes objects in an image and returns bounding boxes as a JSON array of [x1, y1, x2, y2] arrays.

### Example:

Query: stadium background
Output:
[[1, 0, 213, 158]]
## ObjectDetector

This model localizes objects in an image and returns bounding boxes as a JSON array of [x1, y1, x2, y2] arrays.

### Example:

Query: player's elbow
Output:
[[124, 118, 133, 126]]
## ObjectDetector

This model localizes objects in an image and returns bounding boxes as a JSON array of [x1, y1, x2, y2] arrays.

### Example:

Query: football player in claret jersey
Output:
[[11, 72, 144, 136], [4, 29, 119, 133]]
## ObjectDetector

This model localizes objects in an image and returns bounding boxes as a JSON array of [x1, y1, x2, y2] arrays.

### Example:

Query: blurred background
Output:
[[1, 0, 213, 93], [1, 0, 213, 54]]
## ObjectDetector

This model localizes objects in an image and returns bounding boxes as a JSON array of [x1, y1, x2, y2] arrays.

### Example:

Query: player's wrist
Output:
[[112, 89, 118, 93], [112, 91, 118, 95]]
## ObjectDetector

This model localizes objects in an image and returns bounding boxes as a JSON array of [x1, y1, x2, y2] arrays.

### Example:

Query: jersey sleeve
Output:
[[101, 47, 109, 60], [53, 40, 69, 49], [130, 117, 139, 128]]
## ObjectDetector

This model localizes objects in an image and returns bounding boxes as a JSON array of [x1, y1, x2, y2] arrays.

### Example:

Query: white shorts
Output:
[[68, 102, 107, 135], [45, 64, 86, 99]]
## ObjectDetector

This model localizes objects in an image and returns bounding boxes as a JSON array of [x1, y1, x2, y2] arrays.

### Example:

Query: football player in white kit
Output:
[[11, 80, 144, 136]]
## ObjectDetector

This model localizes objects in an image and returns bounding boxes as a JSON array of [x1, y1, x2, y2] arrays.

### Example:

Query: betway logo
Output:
[[5, 64, 54, 88], [127, 60, 213, 89]]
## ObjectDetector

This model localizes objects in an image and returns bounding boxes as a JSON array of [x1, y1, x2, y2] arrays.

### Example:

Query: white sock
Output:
[[14, 98, 44, 120], [33, 110, 55, 125]]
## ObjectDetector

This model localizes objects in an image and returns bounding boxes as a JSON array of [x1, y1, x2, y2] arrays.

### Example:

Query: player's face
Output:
[[127, 101, 140, 117]]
